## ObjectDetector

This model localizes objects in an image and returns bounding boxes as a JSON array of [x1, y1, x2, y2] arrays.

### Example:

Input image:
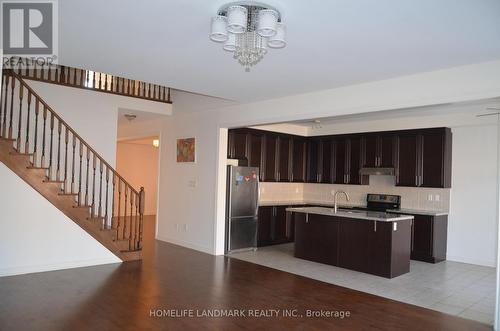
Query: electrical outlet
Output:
[[188, 179, 197, 188], [428, 194, 433, 201]]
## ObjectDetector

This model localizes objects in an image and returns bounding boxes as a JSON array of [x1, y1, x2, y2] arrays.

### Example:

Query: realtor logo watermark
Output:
[[1, 0, 58, 67]]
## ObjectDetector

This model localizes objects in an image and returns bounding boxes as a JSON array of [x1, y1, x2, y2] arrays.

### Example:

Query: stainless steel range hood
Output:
[[359, 167, 395, 176]]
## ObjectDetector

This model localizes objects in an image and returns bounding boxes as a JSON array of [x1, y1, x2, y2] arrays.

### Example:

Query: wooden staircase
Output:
[[0, 69, 144, 261]]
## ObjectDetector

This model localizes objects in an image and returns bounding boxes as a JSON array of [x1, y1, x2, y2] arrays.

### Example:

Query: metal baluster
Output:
[[63, 127, 69, 191], [59, 65, 65, 83], [110, 76, 114, 92], [104, 74, 108, 91], [92, 71, 95, 88], [127, 79, 130, 95], [78, 142, 83, 205], [1, 74, 9, 137], [16, 84, 24, 151], [71, 135, 76, 193], [24, 91, 32, 153], [32, 100, 39, 166], [72, 68, 77, 85], [41, 106, 47, 167], [48, 65, 52, 81], [48, 113, 54, 179], [55, 66, 59, 83], [33, 61, 37, 79], [92, 154, 96, 217], [167, 88, 171, 103], [98, 73, 102, 90], [56, 120, 62, 180]]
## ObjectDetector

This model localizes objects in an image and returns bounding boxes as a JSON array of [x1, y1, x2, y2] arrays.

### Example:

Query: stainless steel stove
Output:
[[353, 194, 401, 212]]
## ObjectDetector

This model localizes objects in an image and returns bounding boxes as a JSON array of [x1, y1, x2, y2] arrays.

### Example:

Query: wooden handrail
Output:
[[0, 69, 145, 250], [11, 58, 172, 104], [6, 69, 140, 196]]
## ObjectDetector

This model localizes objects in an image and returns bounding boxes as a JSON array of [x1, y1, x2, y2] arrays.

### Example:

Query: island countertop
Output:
[[286, 206, 414, 222]]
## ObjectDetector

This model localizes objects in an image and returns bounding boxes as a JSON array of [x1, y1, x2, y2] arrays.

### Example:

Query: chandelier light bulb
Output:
[[256, 9, 279, 37], [226, 5, 248, 34], [223, 33, 237, 52], [268, 23, 286, 48], [210, 15, 228, 42]]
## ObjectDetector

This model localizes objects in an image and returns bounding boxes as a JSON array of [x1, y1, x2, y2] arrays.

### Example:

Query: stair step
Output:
[[27, 163, 49, 170], [58, 192, 78, 196], [0, 137, 16, 142], [43, 178, 64, 184], [10, 151, 33, 156]]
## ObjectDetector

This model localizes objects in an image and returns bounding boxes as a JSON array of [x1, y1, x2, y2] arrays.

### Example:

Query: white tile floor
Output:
[[230, 243, 496, 325]]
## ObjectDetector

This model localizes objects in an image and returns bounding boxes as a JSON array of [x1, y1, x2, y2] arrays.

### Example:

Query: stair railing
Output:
[[0, 69, 144, 251], [10, 58, 171, 104]]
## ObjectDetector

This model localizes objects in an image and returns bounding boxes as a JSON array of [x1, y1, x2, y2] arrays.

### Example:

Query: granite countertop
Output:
[[260, 200, 448, 216], [286, 206, 414, 222]]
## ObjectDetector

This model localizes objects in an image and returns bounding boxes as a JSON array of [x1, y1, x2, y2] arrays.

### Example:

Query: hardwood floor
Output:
[[0, 216, 492, 330]]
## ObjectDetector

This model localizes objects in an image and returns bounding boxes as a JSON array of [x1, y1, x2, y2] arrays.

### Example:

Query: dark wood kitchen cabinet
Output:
[[277, 136, 291, 182], [227, 130, 248, 160], [247, 132, 264, 180], [294, 212, 411, 278], [263, 134, 278, 182], [228, 127, 451, 188], [396, 128, 452, 188], [362, 133, 395, 168], [411, 214, 448, 263], [306, 139, 320, 182], [257, 205, 295, 247], [294, 213, 339, 265], [396, 132, 419, 187], [291, 137, 307, 182]]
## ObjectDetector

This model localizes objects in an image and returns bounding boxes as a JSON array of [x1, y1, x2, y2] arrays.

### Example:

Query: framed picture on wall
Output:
[[176, 137, 196, 163]]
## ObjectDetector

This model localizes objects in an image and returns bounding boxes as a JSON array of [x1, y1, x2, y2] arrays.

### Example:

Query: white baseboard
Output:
[[155, 234, 213, 255], [0, 257, 121, 277], [446, 254, 496, 268]]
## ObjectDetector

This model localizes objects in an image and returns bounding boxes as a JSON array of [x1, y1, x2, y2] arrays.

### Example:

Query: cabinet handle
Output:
[[374, 221, 377, 232], [306, 213, 309, 223]]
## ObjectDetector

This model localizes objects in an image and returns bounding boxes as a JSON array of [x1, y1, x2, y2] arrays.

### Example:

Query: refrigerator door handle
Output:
[[255, 183, 260, 217]]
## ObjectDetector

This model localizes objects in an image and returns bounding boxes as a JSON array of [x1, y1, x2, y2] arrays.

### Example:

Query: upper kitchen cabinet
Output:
[[291, 137, 307, 182], [346, 136, 363, 185], [277, 135, 292, 182], [263, 133, 279, 182], [395, 132, 419, 187], [247, 131, 264, 180], [396, 128, 452, 188], [362, 133, 395, 168], [227, 129, 248, 160], [306, 138, 320, 182], [420, 128, 452, 188], [333, 138, 347, 184]]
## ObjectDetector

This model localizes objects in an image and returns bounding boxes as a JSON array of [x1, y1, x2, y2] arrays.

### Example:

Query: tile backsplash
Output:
[[259, 175, 450, 211]]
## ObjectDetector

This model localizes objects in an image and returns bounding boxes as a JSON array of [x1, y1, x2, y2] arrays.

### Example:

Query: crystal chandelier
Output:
[[209, 2, 286, 72]]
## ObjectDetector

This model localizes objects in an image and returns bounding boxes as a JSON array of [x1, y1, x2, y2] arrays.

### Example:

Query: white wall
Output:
[[0, 164, 120, 277], [116, 141, 159, 215], [449, 125, 498, 266], [155, 60, 500, 259]]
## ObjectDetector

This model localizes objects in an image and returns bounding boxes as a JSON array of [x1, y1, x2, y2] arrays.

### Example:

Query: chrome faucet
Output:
[[334, 191, 350, 213]]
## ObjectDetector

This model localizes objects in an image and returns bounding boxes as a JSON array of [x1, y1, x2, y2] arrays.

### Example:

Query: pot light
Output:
[[153, 139, 160, 148]]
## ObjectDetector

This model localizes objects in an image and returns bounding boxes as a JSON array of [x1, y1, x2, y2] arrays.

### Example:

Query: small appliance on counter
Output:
[[225, 166, 259, 254]]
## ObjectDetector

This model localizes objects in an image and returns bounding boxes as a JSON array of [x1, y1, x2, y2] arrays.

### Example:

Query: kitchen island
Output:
[[287, 207, 414, 278]]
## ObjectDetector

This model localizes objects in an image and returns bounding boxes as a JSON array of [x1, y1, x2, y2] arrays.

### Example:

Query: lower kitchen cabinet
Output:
[[257, 205, 295, 247], [294, 213, 339, 265], [410, 214, 448, 263], [293, 212, 411, 278]]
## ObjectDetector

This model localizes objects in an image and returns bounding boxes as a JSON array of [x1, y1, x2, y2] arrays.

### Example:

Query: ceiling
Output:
[[59, 0, 500, 104]]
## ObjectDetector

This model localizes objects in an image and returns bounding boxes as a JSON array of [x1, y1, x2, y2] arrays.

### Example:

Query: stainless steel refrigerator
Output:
[[225, 166, 259, 253]]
